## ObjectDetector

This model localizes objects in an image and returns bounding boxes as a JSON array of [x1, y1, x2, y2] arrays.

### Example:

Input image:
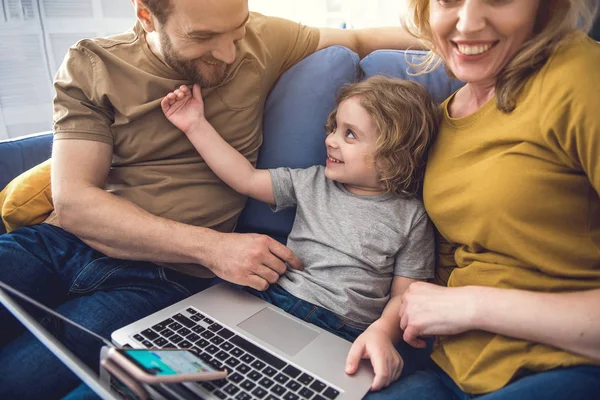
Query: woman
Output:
[[367, 0, 600, 398]]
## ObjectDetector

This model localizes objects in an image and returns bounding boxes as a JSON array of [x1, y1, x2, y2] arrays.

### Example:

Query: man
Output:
[[0, 0, 419, 398]]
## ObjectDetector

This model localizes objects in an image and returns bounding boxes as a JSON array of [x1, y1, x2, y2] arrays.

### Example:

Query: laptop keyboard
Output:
[[132, 307, 342, 400]]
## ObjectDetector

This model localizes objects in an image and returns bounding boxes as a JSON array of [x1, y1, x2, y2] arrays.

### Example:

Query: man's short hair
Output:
[[144, 0, 172, 24]]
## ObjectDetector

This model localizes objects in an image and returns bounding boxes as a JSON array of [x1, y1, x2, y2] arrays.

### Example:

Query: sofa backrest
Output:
[[234, 46, 462, 243], [234, 46, 361, 243]]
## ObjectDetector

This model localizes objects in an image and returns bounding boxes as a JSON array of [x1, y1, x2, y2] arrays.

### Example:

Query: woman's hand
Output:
[[399, 282, 477, 348], [345, 326, 404, 391], [161, 84, 206, 135]]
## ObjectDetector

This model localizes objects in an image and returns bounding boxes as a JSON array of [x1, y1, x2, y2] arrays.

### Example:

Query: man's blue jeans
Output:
[[0, 223, 213, 400]]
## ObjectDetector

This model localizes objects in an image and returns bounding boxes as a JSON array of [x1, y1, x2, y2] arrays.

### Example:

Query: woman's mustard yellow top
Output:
[[423, 31, 600, 394]]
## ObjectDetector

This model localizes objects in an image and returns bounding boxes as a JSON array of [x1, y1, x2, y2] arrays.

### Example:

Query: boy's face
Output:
[[324, 96, 382, 195], [154, 0, 249, 87]]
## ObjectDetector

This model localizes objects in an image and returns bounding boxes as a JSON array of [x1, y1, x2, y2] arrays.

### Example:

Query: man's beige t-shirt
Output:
[[47, 13, 320, 277]]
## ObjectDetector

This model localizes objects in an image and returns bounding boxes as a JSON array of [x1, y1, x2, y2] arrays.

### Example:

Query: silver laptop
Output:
[[112, 283, 374, 400]]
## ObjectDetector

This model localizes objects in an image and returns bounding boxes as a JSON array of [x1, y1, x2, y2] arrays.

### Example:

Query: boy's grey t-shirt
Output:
[[270, 165, 434, 329]]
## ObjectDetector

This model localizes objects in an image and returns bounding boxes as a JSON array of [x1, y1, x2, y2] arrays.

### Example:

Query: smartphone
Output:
[[107, 348, 228, 384]]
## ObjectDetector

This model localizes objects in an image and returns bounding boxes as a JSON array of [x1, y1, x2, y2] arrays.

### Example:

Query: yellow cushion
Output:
[[0, 159, 54, 233]]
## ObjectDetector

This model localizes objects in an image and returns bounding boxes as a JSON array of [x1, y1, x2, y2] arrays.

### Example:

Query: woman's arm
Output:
[[400, 282, 600, 361], [162, 84, 275, 205]]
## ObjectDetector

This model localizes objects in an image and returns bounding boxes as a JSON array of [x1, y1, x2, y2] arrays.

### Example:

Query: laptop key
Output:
[[201, 331, 215, 339], [230, 335, 286, 370], [240, 379, 256, 391], [190, 314, 202, 322], [224, 384, 240, 395], [213, 390, 227, 399], [274, 373, 289, 384], [161, 341, 174, 348], [298, 373, 314, 385], [202, 382, 216, 392], [210, 336, 225, 345], [259, 377, 274, 388], [226, 357, 241, 368], [192, 325, 206, 334], [215, 350, 229, 360], [133, 334, 144, 342], [204, 318, 214, 324], [298, 387, 315, 399], [248, 371, 263, 381], [141, 340, 153, 347], [220, 341, 234, 351], [160, 318, 175, 326], [282, 365, 301, 378], [196, 338, 210, 348], [313, 395, 326, 400], [140, 329, 159, 341], [284, 393, 300, 400], [236, 363, 251, 374], [173, 313, 196, 328], [168, 322, 183, 331], [252, 387, 268, 399], [161, 329, 175, 338], [187, 333, 200, 342], [151, 322, 167, 331], [310, 380, 326, 393], [323, 387, 340, 399], [235, 393, 252, 400], [265, 396, 279, 400], [251, 360, 266, 371], [240, 354, 255, 364], [231, 347, 244, 358], [178, 327, 191, 337], [213, 379, 228, 388], [229, 372, 244, 383], [170, 334, 184, 344], [153, 337, 168, 347], [217, 327, 234, 339], [285, 380, 301, 392], [206, 345, 220, 355], [209, 323, 223, 332], [186, 307, 197, 314], [271, 384, 287, 396], [179, 340, 192, 348]]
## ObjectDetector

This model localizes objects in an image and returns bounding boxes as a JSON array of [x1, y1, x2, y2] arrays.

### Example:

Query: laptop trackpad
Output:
[[238, 307, 320, 356]]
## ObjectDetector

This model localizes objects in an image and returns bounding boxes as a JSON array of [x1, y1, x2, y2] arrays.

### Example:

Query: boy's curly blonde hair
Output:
[[325, 76, 440, 198]]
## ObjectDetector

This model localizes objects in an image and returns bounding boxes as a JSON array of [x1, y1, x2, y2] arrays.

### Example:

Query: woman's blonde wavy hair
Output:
[[403, 0, 598, 112], [325, 76, 440, 198]]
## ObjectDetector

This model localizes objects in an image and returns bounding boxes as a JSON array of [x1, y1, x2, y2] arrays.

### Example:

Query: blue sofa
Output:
[[0, 46, 461, 238]]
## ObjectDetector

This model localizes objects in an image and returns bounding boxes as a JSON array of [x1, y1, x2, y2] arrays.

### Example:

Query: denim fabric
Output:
[[244, 284, 364, 343], [365, 359, 600, 400], [0, 224, 212, 400]]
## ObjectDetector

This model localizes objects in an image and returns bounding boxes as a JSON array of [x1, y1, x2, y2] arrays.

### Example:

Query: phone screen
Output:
[[119, 349, 219, 376]]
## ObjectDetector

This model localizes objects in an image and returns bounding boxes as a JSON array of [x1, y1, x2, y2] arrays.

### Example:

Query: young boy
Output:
[[161, 76, 440, 390]]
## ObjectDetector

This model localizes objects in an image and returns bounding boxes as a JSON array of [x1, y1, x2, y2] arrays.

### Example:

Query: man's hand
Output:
[[399, 282, 476, 348], [205, 232, 303, 291], [161, 84, 206, 134], [345, 326, 403, 391]]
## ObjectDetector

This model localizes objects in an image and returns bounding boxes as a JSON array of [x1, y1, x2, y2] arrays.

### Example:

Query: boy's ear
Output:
[[131, 0, 156, 33]]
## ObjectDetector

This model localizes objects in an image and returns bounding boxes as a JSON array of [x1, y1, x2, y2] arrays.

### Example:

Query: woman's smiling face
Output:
[[429, 0, 540, 86]]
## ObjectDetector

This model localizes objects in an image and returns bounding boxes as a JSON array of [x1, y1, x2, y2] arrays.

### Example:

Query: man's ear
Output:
[[131, 0, 156, 33]]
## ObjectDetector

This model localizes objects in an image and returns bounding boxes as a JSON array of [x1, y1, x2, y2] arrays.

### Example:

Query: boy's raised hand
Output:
[[161, 84, 205, 134], [345, 327, 404, 391]]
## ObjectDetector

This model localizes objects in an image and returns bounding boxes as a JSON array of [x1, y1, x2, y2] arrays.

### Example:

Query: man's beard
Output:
[[159, 32, 229, 88]]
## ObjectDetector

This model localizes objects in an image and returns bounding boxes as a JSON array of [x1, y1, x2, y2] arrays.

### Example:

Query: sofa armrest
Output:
[[0, 132, 53, 192], [0, 132, 52, 235]]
